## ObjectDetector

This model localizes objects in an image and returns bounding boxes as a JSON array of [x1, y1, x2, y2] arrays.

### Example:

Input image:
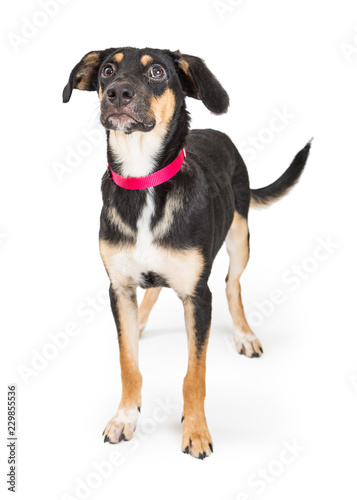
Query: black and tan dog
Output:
[[63, 47, 310, 459]]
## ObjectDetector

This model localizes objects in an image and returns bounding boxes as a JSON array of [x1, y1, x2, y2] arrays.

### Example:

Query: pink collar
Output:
[[107, 148, 186, 190]]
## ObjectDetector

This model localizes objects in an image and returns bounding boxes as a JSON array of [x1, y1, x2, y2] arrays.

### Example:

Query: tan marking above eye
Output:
[[140, 54, 153, 66], [114, 52, 124, 63]]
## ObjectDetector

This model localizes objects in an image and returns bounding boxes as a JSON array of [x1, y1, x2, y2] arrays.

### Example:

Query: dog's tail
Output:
[[250, 140, 312, 208]]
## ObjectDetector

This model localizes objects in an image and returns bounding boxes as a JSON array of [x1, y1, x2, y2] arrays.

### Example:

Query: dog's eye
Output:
[[102, 65, 114, 77], [149, 65, 166, 79]]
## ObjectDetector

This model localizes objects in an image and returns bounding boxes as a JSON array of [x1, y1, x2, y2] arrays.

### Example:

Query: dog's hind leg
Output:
[[225, 211, 263, 357], [138, 287, 162, 337]]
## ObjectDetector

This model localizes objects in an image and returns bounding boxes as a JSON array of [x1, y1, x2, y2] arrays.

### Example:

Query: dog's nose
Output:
[[106, 82, 135, 106]]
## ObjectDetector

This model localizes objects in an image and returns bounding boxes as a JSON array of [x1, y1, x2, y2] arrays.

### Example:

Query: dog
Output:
[[63, 47, 311, 459]]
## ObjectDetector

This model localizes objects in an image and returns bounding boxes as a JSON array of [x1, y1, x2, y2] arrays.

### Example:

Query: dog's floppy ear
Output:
[[62, 49, 115, 103], [174, 52, 229, 114]]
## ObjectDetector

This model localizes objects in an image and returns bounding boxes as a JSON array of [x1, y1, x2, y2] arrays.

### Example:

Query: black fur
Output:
[[173, 52, 230, 114], [250, 141, 312, 207]]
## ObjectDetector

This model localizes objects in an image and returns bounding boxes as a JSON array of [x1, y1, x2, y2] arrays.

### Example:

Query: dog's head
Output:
[[63, 47, 229, 134]]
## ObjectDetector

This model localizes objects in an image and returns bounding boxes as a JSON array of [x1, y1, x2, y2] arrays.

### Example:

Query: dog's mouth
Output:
[[101, 111, 155, 133], [108, 113, 139, 125]]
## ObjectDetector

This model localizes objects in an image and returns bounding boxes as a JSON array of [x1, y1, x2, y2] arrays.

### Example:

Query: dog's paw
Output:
[[103, 407, 140, 444], [181, 418, 213, 460], [234, 330, 263, 358]]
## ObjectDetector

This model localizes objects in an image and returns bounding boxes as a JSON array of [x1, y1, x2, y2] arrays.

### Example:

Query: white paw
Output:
[[233, 330, 263, 358], [103, 407, 140, 443]]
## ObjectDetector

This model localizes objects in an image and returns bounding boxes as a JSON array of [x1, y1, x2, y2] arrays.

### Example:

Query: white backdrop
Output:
[[2, 1, 357, 499]]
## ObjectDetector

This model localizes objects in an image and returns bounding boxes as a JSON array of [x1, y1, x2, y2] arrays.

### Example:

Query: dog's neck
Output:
[[107, 105, 190, 178], [108, 129, 164, 178]]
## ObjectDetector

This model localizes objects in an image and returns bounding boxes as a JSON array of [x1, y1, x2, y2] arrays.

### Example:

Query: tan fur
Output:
[[114, 52, 124, 63], [178, 58, 190, 74], [177, 58, 199, 99], [181, 299, 212, 457], [106, 206, 136, 240], [76, 68, 95, 90], [102, 287, 142, 443], [150, 88, 176, 133], [83, 52, 100, 65], [75, 52, 101, 90], [138, 287, 162, 336], [225, 212, 263, 357], [152, 193, 184, 241], [116, 292, 142, 406], [99, 238, 204, 298], [140, 54, 153, 66], [76, 79, 87, 90]]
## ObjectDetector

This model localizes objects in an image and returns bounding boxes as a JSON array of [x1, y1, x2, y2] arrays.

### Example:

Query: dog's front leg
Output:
[[103, 283, 142, 444], [181, 285, 213, 459]]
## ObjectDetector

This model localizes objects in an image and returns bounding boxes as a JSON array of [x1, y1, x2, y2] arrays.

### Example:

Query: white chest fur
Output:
[[100, 191, 204, 298], [116, 189, 158, 283], [135, 188, 155, 261]]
